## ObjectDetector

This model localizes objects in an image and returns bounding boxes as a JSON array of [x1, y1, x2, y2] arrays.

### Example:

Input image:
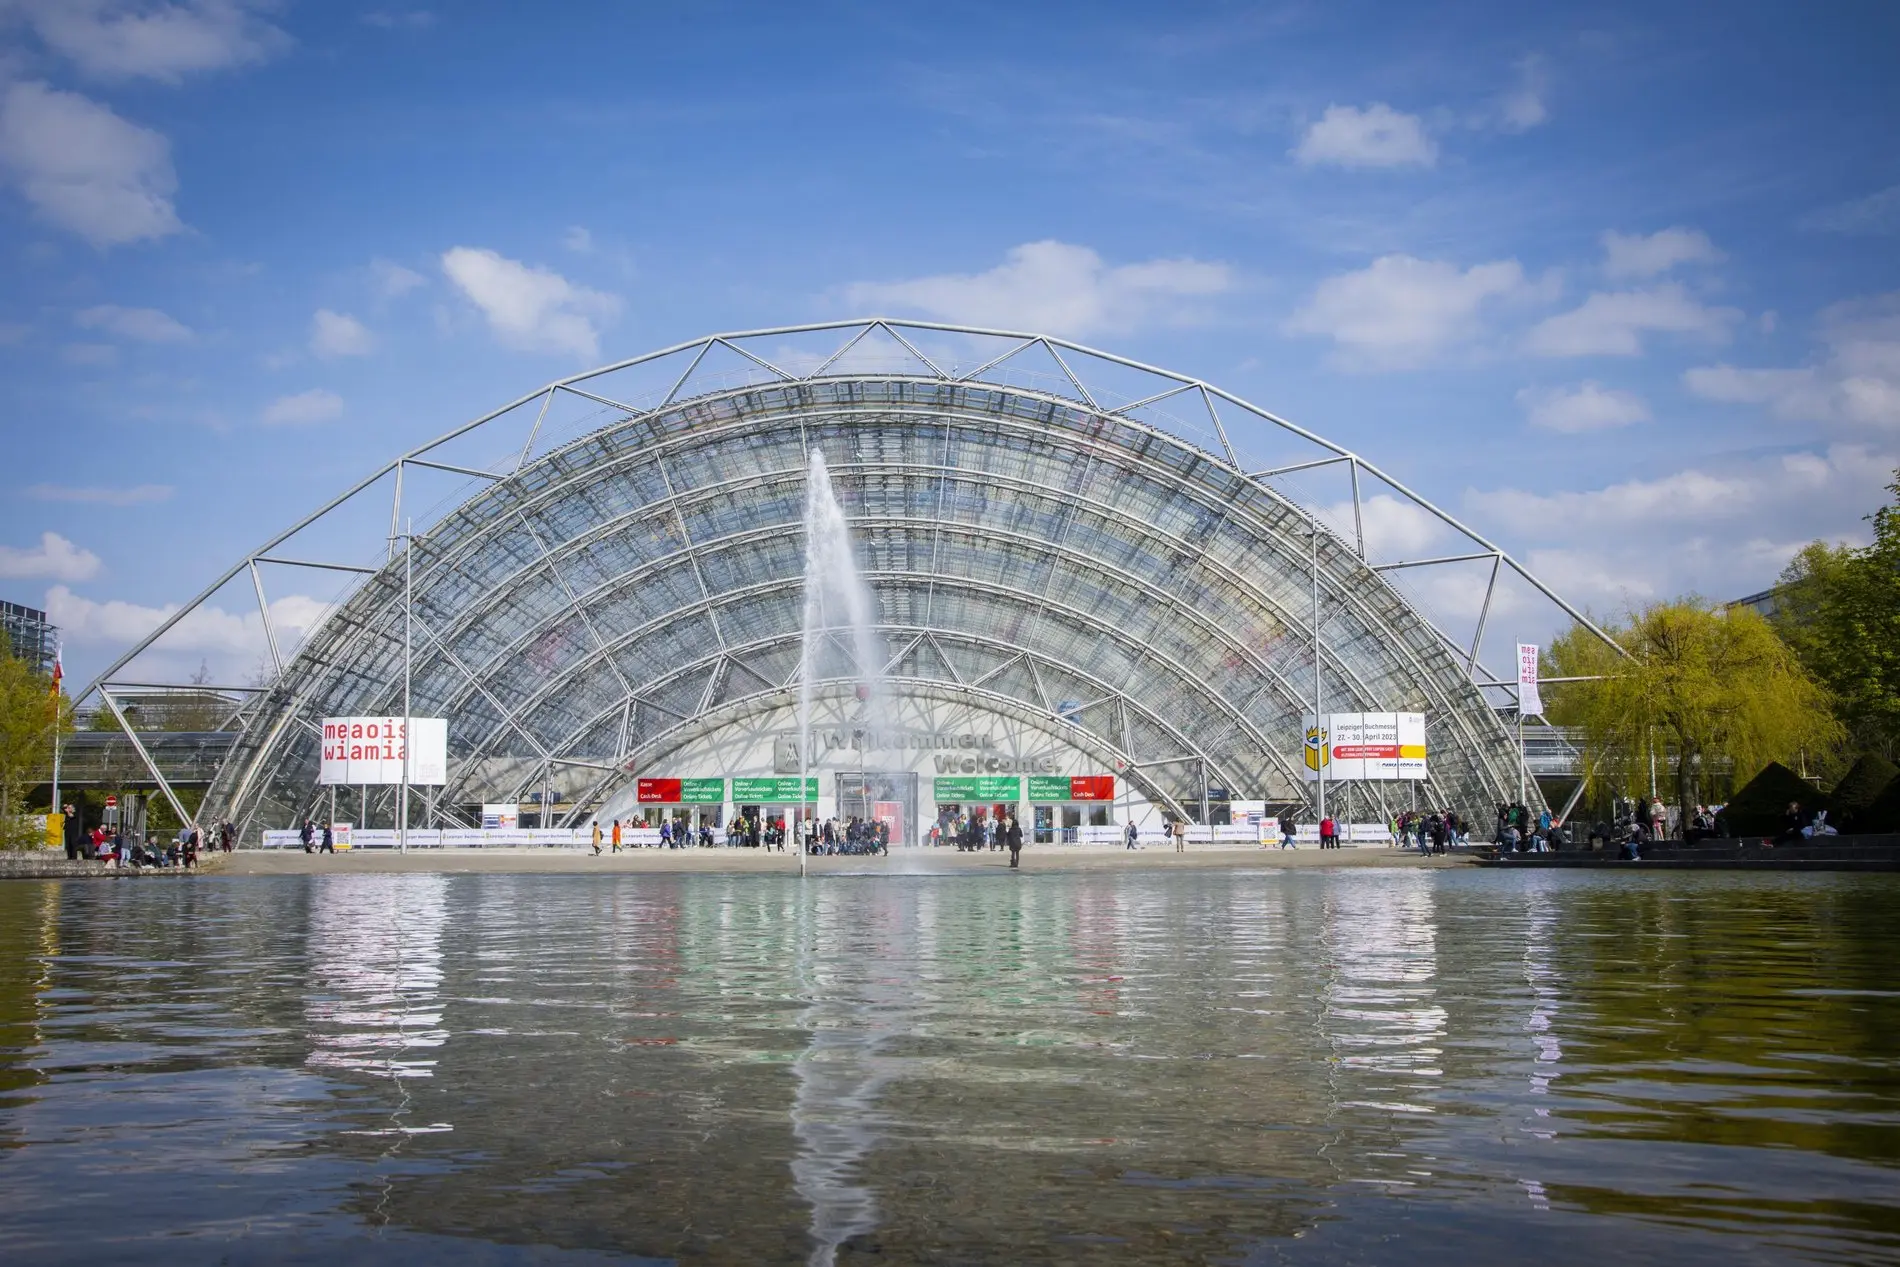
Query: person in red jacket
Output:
[[1320, 815, 1338, 849]]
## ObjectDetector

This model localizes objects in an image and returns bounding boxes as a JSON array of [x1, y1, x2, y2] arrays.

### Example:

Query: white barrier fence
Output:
[[260, 827, 663, 850], [259, 822, 1400, 850]]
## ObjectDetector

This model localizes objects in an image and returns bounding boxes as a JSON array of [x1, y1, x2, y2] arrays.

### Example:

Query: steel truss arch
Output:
[[79, 319, 1621, 836]]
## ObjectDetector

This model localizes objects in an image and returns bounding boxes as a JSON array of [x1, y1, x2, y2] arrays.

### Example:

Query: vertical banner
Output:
[[1517, 644, 1544, 718]]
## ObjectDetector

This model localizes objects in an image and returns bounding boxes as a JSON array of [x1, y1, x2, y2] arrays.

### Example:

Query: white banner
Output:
[[1517, 644, 1543, 718], [319, 716, 447, 785], [481, 803, 518, 830], [1301, 712, 1428, 781]]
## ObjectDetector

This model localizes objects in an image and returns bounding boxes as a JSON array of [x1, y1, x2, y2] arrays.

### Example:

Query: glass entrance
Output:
[[836, 771, 919, 847]]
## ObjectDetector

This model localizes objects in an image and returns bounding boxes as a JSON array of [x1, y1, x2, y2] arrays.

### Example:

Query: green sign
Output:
[[1028, 775, 1073, 801], [933, 775, 1020, 801], [679, 778, 724, 803], [732, 777, 819, 802]]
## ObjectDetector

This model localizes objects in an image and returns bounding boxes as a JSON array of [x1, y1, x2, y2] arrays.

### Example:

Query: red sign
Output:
[[1070, 776, 1115, 801], [1331, 744, 1399, 760], [637, 778, 680, 804], [105, 794, 118, 808]]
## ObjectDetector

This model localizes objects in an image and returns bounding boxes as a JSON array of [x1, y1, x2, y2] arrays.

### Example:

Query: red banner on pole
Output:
[[1069, 776, 1115, 801]]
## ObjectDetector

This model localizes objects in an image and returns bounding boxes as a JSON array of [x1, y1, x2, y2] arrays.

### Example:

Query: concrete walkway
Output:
[[215, 845, 1470, 876]]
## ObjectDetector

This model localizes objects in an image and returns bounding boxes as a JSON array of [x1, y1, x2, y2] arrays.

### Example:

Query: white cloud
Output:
[[261, 388, 343, 426], [1466, 444, 1898, 622], [0, 81, 182, 247], [1601, 227, 1723, 279], [1683, 292, 1900, 431], [1516, 381, 1651, 433], [1319, 493, 1447, 560], [1285, 254, 1535, 369], [45, 583, 332, 678], [25, 482, 173, 505], [370, 258, 426, 297], [441, 246, 620, 359], [15, 0, 289, 84], [62, 342, 117, 366], [74, 303, 192, 342], [0, 532, 102, 582], [309, 309, 373, 357], [1292, 103, 1436, 169], [1525, 283, 1740, 356], [1498, 56, 1548, 132], [562, 225, 593, 253], [841, 240, 1231, 340], [362, 9, 435, 29], [1800, 185, 1900, 236]]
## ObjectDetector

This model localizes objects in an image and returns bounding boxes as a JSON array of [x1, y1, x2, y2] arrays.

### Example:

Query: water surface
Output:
[[0, 869, 1896, 1264]]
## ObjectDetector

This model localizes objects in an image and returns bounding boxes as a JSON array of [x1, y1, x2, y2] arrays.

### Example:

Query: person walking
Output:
[[1173, 817, 1186, 852], [1006, 814, 1023, 868], [300, 819, 315, 854], [591, 821, 603, 855], [1125, 820, 1139, 850], [611, 819, 623, 853], [319, 822, 334, 854], [1279, 811, 1296, 849]]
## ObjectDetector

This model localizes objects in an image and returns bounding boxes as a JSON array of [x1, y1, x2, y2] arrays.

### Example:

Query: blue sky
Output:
[[1, 0, 1896, 687]]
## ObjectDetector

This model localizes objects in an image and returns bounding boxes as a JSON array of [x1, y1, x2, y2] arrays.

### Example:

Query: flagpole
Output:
[[48, 651, 62, 841]]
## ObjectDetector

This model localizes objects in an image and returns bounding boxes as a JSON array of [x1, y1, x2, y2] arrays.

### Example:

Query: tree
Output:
[[1546, 600, 1841, 830], [1773, 472, 1900, 758], [0, 632, 72, 849]]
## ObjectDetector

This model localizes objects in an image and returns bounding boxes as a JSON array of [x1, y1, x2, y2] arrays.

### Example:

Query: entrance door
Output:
[[836, 771, 918, 846]]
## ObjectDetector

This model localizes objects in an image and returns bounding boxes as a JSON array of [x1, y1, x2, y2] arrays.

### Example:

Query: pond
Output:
[[0, 869, 1895, 1264]]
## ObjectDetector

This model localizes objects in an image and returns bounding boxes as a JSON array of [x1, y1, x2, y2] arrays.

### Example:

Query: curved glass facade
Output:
[[206, 370, 1524, 836]]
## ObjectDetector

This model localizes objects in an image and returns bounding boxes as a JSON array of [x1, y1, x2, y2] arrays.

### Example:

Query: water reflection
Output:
[[0, 871, 1895, 1264], [305, 875, 450, 1081]]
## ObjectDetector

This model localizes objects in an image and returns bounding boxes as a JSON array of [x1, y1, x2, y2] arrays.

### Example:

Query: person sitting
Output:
[[1777, 801, 1807, 844], [1546, 819, 1568, 851]]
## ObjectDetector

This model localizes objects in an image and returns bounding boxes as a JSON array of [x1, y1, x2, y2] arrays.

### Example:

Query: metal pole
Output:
[[1312, 522, 1325, 826], [1517, 711, 1526, 807], [399, 522, 412, 853]]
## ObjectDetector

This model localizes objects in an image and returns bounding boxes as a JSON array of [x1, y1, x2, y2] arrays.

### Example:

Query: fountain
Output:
[[798, 450, 883, 870]]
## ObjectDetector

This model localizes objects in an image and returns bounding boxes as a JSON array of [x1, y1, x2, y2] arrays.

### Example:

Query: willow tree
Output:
[[1546, 601, 1840, 828]]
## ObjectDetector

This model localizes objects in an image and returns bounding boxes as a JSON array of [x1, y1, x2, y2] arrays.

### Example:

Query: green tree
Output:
[[1773, 472, 1900, 758], [0, 633, 72, 849], [1546, 600, 1841, 829]]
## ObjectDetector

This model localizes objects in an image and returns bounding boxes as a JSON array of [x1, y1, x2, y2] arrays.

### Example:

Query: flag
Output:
[[49, 649, 61, 696], [1516, 643, 1543, 717]]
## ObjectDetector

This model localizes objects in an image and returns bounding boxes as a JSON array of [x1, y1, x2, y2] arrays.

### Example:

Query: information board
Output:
[[732, 777, 819, 802], [1300, 712, 1427, 781], [933, 775, 1021, 801], [636, 778, 727, 803], [1028, 775, 1116, 801]]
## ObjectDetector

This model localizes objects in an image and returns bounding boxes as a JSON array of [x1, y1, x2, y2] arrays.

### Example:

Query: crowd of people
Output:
[[929, 810, 1023, 856], [61, 804, 231, 869], [1392, 808, 1471, 854]]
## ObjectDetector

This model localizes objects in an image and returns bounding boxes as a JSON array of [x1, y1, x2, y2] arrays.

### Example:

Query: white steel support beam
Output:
[[98, 686, 192, 825]]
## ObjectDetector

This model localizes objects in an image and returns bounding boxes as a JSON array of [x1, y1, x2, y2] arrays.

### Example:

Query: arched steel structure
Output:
[[77, 320, 1618, 838]]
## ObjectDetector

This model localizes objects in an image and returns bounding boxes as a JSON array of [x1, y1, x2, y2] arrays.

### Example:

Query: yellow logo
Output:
[[1303, 724, 1330, 771]]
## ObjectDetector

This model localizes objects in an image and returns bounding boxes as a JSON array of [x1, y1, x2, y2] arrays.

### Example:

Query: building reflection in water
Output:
[[304, 875, 450, 1083], [789, 880, 927, 1266]]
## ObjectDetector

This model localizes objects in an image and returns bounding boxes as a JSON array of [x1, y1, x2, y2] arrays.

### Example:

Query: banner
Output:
[[636, 777, 725, 803], [934, 775, 1020, 801], [1301, 713, 1427, 781], [1027, 775, 1115, 801], [732, 777, 819, 802], [1517, 644, 1543, 718], [319, 716, 447, 785], [481, 804, 518, 830]]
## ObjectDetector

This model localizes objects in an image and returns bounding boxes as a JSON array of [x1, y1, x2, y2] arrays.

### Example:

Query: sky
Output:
[[0, 0, 1896, 690]]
